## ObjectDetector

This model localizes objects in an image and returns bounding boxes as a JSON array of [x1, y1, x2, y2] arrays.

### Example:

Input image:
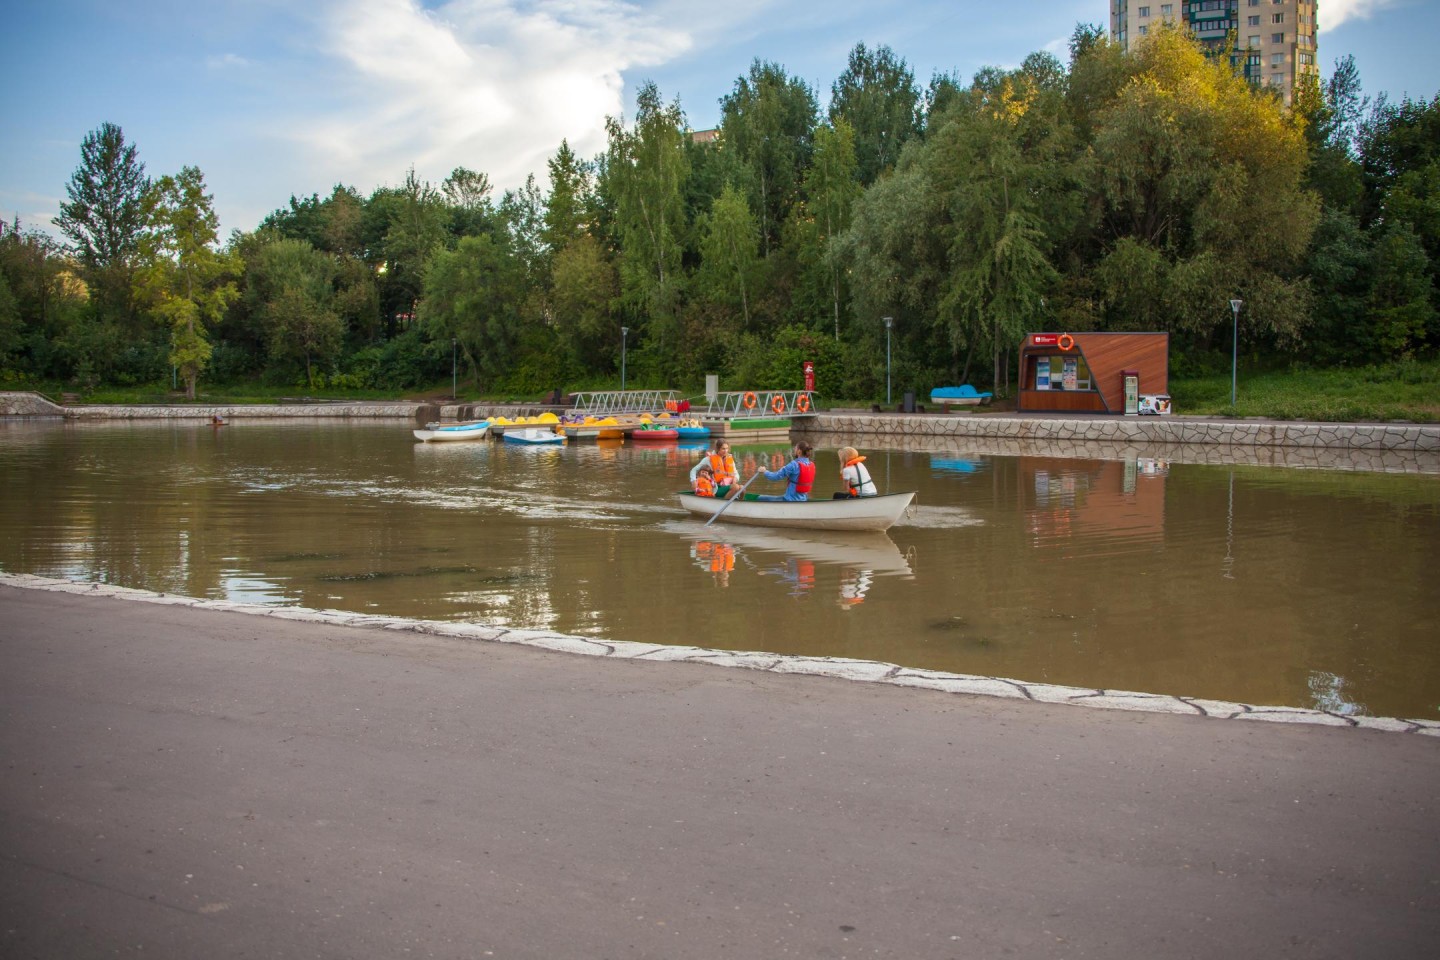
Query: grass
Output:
[[1169, 360, 1440, 423]]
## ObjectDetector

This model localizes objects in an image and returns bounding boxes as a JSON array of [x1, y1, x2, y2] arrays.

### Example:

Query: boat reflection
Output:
[[668, 522, 915, 606]]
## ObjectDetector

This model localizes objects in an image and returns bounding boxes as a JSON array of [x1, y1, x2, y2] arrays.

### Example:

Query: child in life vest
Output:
[[693, 463, 717, 498], [835, 446, 877, 498]]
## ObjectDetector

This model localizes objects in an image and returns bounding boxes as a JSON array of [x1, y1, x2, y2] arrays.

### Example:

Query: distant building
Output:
[[1109, 0, 1318, 103], [689, 128, 719, 145]]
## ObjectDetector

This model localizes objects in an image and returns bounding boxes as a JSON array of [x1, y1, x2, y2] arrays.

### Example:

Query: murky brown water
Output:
[[2, 419, 1437, 719]]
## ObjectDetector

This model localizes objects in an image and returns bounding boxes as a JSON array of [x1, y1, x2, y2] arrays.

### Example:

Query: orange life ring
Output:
[[771, 393, 787, 415], [1058, 333, 1075, 351], [795, 393, 811, 413], [742, 392, 758, 410]]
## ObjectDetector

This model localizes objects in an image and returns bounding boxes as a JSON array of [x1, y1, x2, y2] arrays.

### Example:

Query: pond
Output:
[[2, 419, 1437, 720]]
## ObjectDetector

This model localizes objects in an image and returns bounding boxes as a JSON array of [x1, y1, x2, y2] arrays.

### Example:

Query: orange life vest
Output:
[[694, 473, 716, 498], [706, 452, 737, 486], [842, 455, 872, 497]]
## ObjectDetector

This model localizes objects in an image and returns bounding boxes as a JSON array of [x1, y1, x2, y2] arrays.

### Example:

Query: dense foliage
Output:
[[2, 25, 1437, 400]]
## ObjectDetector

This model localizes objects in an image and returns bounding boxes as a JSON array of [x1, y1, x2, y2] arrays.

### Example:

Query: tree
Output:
[[420, 234, 526, 389], [135, 167, 238, 398], [247, 238, 343, 385], [828, 43, 921, 186], [803, 120, 863, 339], [1087, 24, 1318, 348], [375, 168, 449, 337], [543, 141, 592, 254], [697, 183, 761, 330], [53, 122, 151, 328], [442, 166, 496, 240], [720, 61, 818, 256], [602, 82, 691, 356]]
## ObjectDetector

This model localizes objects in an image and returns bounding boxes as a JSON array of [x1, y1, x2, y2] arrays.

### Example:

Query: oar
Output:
[[704, 471, 763, 528]]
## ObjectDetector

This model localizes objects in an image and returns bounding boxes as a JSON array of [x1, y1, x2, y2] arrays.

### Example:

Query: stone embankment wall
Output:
[[0, 393, 558, 426], [799, 410, 1440, 459]]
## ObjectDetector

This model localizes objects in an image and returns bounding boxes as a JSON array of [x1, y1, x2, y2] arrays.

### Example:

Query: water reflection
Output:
[[670, 522, 913, 606]]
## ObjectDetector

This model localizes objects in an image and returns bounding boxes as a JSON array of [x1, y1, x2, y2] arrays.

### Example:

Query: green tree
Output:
[[803, 120, 863, 339], [1364, 222, 1435, 360], [379, 168, 449, 335], [550, 234, 618, 369], [420, 234, 526, 389], [828, 43, 921, 186], [135, 166, 238, 399], [248, 238, 344, 385], [720, 61, 818, 256], [697, 183, 761, 330], [602, 82, 691, 357], [442, 166, 496, 240], [53, 122, 151, 330], [1087, 24, 1318, 347], [543, 141, 592, 254]]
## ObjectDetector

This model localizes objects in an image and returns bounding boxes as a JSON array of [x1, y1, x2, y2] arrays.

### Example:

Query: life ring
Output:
[[771, 394, 787, 415], [795, 394, 811, 413], [1058, 333, 1075, 351], [742, 392, 758, 410]]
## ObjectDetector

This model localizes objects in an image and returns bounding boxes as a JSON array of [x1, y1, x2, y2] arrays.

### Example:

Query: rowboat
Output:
[[503, 427, 565, 445], [674, 491, 916, 532], [413, 420, 490, 442]]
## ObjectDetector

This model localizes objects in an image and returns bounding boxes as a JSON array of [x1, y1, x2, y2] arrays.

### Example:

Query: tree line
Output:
[[1, 24, 1436, 402]]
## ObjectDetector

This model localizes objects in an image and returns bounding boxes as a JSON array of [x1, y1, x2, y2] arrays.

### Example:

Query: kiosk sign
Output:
[[1031, 334, 1060, 347]]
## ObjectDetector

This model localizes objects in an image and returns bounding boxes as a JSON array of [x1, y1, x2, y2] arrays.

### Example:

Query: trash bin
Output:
[[901, 391, 916, 413]]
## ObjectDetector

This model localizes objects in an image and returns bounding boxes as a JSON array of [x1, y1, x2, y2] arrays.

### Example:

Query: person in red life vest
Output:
[[689, 439, 739, 497], [834, 445, 877, 498], [756, 441, 815, 501], [693, 463, 717, 497]]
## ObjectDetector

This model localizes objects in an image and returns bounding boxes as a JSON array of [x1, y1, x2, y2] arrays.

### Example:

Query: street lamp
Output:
[[1228, 299, 1243, 407], [620, 326, 629, 391], [451, 338, 457, 401], [883, 316, 894, 405]]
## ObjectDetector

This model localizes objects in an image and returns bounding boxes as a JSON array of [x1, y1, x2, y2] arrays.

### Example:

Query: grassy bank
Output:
[[1168, 361, 1440, 422]]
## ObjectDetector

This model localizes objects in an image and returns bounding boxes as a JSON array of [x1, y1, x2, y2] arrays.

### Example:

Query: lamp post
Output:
[[883, 316, 894, 405], [451, 338, 457, 401], [620, 326, 629, 391], [1228, 299, 1243, 407]]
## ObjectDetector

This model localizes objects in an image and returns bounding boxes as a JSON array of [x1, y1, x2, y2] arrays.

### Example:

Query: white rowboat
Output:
[[674, 491, 915, 532], [413, 420, 490, 442]]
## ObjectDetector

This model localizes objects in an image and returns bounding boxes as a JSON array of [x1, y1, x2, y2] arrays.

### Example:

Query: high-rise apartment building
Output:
[[1109, 1, 1319, 102]]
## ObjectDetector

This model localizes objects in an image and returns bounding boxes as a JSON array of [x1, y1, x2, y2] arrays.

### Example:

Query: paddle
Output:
[[703, 471, 763, 528]]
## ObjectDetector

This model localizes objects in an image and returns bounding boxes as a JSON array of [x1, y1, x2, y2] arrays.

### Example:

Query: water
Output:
[[2, 419, 1437, 719]]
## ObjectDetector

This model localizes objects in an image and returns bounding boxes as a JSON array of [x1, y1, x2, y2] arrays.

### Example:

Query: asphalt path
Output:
[[2, 585, 1437, 959]]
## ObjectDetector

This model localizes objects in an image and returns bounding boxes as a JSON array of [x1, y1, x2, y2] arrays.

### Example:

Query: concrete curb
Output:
[[6, 571, 1437, 737]]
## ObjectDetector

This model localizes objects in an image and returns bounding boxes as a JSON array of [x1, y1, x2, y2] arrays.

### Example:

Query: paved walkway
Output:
[[3, 583, 1437, 959]]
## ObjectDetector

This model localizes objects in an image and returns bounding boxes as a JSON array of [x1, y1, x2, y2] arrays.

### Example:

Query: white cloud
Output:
[[281, 0, 691, 196], [1324, 0, 1404, 31]]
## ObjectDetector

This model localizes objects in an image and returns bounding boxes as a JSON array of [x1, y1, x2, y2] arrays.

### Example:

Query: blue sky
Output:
[[4, 0, 1437, 241]]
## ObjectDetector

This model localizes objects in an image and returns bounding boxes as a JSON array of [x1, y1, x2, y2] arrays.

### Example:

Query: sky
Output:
[[4, 0, 1437, 242]]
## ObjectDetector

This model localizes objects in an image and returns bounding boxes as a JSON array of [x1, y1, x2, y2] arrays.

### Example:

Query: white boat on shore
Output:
[[413, 420, 490, 443], [674, 491, 916, 532]]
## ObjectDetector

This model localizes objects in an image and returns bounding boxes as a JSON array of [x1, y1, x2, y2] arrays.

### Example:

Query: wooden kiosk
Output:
[[1016, 332, 1169, 414]]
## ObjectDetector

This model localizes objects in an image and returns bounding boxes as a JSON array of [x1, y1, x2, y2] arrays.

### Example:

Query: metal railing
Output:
[[569, 390, 681, 416], [697, 391, 817, 418], [570, 389, 817, 419]]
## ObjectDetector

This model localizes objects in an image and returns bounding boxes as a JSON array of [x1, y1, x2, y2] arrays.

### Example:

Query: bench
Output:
[[929, 385, 992, 411], [60, 392, 80, 405]]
